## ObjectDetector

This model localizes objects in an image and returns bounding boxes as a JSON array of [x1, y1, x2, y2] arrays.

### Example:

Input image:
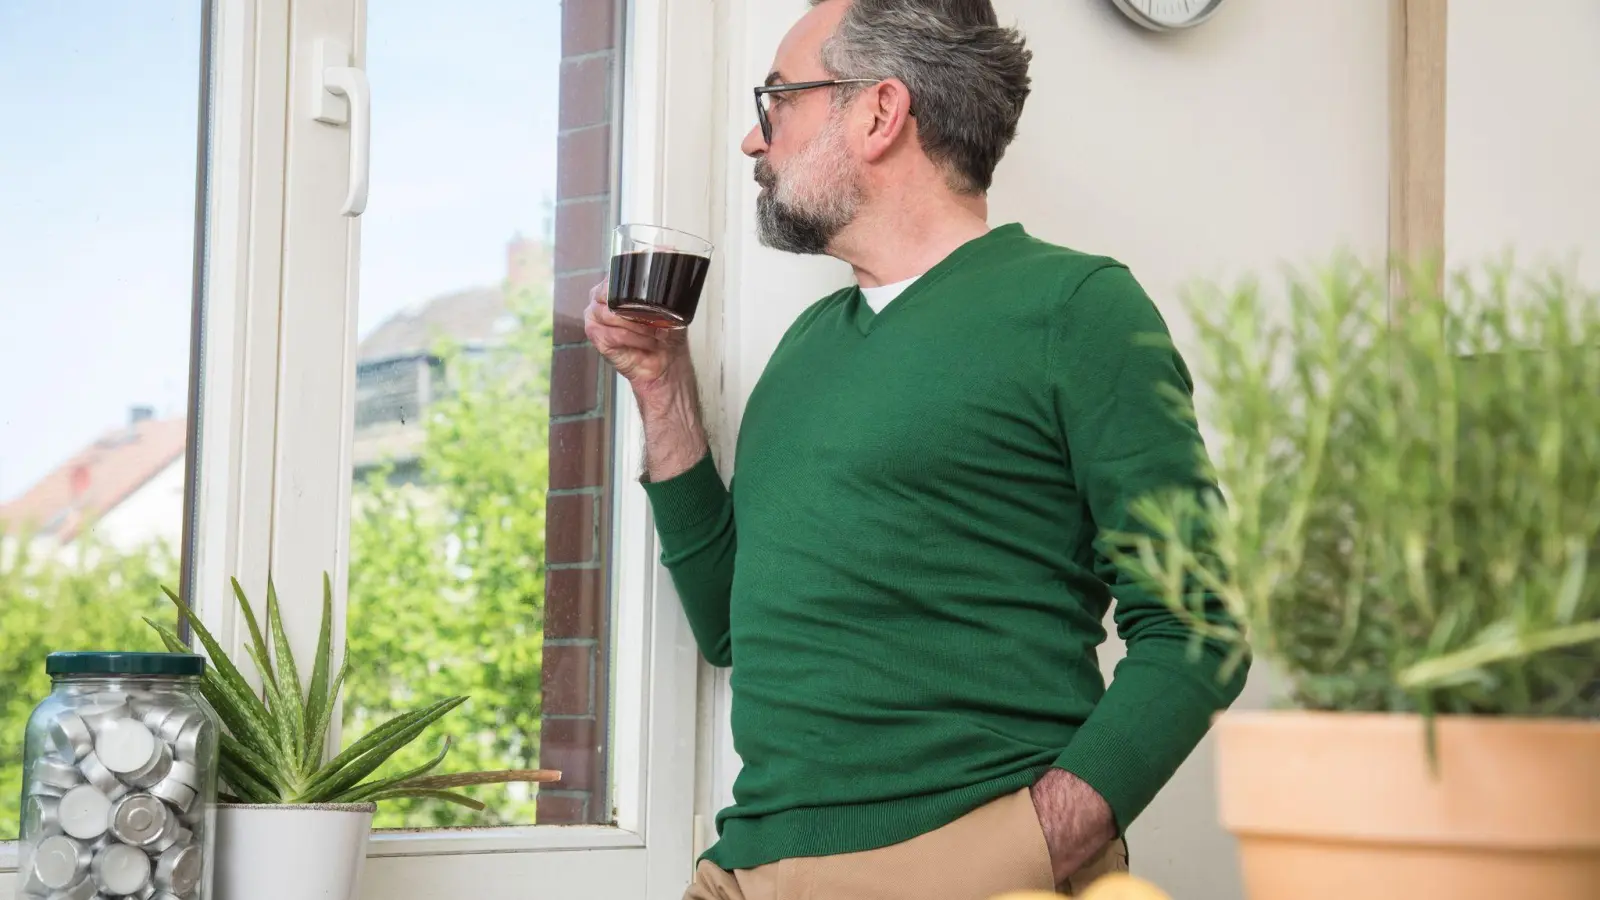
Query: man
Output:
[[585, 0, 1247, 897]]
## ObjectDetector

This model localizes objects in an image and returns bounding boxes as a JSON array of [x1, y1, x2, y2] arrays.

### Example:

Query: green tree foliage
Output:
[[345, 285, 554, 829], [1, 282, 557, 835], [0, 536, 175, 839]]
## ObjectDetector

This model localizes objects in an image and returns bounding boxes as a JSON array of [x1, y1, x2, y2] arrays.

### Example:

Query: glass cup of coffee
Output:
[[607, 224, 714, 329]]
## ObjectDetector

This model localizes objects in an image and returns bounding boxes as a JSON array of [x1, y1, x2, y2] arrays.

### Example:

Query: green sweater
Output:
[[642, 223, 1246, 871]]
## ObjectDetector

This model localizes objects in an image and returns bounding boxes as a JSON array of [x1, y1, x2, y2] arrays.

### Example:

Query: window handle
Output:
[[311, 39, 370, 217]]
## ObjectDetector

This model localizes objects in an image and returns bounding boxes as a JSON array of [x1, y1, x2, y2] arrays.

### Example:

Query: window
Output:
[[0, 0, 211, 842], [342, 0, 614, 830], [252, 0, 709, 890], [0, 0, 713, 893]]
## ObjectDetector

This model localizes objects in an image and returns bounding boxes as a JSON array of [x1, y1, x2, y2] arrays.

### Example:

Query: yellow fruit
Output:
[[988, 872, 1172, 900], [1077, 873, 1172, 900]]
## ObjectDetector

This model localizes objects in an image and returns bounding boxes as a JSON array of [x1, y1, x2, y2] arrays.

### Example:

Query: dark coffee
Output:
[[607, 250, 711, 328]]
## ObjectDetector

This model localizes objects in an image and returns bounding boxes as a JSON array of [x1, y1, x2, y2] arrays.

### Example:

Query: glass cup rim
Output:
[[613, 222, 715, 257]]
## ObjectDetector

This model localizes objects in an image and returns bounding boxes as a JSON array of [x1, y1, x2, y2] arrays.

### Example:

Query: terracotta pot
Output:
[[1216, 710, 1600, 900], [214, 803, 376, 900]]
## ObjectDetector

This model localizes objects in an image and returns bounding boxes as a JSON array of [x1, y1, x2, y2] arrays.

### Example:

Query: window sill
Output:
[[1, 824, 642, 874], [367, 824, 643, 857]]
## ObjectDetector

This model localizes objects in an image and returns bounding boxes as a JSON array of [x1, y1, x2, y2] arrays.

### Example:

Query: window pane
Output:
[[345, 0, 618, 829], [0, 1, 208, 840]]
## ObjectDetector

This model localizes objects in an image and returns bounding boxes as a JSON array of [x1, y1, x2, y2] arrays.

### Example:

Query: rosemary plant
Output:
[[1112, 257, 1600, 721], [146, 575, 557, 807]]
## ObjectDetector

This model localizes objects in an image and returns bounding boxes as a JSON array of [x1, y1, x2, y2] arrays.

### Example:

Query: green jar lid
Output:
[[46, 651, 207, 677]]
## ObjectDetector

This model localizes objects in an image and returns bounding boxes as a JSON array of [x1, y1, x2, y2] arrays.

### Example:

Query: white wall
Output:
[[699, 2, 1593, 899], [93, 458, 187, 553], [1444, 1, 1600, 284]]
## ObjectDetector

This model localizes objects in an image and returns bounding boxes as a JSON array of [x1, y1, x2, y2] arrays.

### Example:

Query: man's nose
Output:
[[741, 124, 767, 159]]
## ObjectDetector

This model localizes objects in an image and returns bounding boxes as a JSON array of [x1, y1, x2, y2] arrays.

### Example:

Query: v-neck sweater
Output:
[[642, 223, 1247, 871]]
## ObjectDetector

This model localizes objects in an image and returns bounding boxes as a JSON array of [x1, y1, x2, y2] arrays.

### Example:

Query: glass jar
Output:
[[15, 652, 220, 900]]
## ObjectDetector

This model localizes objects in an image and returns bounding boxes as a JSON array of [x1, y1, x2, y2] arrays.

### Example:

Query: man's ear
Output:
[[859, 77, 913, 163]]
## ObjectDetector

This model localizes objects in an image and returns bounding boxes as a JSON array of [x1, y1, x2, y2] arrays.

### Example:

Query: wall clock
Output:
[[1110, 0, 1228, 31]]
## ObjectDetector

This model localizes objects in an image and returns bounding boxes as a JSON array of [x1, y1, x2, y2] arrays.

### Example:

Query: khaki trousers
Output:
[[685, 788, 1129, 900]]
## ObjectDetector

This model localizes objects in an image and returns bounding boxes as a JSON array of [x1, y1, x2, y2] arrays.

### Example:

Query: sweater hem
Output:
[[700, 767, 1050, 871]]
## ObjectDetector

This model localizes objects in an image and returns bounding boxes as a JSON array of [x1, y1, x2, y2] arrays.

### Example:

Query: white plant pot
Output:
[[214, 803, 376, 900]]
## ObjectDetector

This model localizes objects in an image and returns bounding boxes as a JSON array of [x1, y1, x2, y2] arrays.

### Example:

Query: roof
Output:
[[357, 287, 513, 364], [357, 235, 551, 365], [0, 417, 188, 543]]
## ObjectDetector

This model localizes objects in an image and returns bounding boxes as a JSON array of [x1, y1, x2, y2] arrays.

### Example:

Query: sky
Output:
[[0, 0, 561, 500]]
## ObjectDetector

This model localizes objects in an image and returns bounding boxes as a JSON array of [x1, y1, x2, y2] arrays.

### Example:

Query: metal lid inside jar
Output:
[[46, 652, 206, 678]]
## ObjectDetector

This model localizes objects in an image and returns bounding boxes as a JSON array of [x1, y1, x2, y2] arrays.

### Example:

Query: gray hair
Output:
[[812, 0, 1032, 194]]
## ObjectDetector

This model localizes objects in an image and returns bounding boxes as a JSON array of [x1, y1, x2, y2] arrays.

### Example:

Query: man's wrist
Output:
[[630, 354, 694, 411], [631, 360, 709, 483]]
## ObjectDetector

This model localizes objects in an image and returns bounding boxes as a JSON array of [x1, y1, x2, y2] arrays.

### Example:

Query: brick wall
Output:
[[540, 0, 620, 826]]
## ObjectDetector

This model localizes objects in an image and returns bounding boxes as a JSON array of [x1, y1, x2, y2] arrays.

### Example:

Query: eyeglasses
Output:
[[753, 79, 878, 145]]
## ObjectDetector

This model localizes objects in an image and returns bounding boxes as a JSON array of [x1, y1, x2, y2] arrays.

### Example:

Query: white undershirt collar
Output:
[[859, 274, 922, 314]]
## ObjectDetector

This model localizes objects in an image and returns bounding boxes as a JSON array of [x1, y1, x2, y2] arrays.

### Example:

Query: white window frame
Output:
[[1, 0, 719, 894], [246, 0, 712, 893]]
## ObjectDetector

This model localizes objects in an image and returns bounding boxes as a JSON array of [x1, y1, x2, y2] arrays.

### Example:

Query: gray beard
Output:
[[755, 186, 843, 256]]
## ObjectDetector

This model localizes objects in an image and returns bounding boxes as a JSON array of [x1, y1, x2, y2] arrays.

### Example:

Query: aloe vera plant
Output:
[[145, 574, 559, 808]]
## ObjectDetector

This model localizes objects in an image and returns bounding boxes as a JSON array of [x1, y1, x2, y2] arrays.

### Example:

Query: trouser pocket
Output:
[[1060, 837, 1131, 896]]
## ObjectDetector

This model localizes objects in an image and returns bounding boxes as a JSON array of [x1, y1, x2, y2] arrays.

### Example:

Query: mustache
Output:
[[754, 159, 776, 189]]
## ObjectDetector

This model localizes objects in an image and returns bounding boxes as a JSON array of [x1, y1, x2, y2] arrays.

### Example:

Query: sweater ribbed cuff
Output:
[[1051, 721, 1156, 837], [640, 451, 728, 536], [1051, 657, 1228, 834]]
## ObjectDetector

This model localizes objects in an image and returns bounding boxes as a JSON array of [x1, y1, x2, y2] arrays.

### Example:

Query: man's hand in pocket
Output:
[[1029, 768, 1117, 886]]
